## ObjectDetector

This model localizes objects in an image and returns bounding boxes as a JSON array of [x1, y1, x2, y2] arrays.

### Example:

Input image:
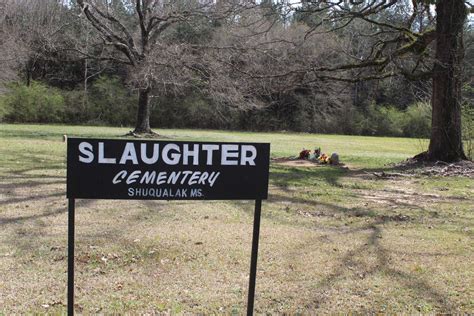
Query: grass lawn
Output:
[[0, 123, 472, 313]]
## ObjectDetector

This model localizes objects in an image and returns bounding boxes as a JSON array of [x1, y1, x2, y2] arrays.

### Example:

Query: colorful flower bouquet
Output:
[[298, 149, 311, 160], [298, 147, 340, 165]]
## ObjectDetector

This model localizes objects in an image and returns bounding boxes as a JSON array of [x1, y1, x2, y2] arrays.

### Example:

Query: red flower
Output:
[[299, 149, 311, 160]]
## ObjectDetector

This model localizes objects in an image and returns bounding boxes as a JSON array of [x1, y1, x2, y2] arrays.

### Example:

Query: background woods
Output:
[[0, 0, 473, 160]]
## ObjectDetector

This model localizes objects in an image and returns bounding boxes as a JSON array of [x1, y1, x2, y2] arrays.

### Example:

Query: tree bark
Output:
[[133, 87, 152, 134], [427, 0, 467, 161]]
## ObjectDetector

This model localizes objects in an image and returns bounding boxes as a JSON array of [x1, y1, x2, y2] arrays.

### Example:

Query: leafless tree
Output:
[[0, 0, 29, 87], [75, 0, 259, 135], [0, 0, 72, 88], [220, 0, 471, 162], [308, 0, 471, 162], [194, 5, 352, 121]]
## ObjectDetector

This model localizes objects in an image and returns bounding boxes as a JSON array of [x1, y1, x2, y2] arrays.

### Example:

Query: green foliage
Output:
[[86, 76, 137, 126], [168, 19, 213, 44], [151, 94, 225, 129], [355, 104, 403, 136], [0, 81, 64, 123], [0, 78, 435, 140], [0, 95, 9, 122], [61, 76, 137, 126], [462, 102, 474, 160], [351, 102, 431, 138], [0, 77, 137, 127], [61, 88, 89, 124], [401, 102, 432, 138]]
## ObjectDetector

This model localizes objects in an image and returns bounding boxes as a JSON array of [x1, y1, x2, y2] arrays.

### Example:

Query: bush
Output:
[[354, 103, 403, 136], [151, 94, 227, 129], [0, 78, 437, 142], [462, 102, 474, 160], [350, 102, 431, 138], [87, 76, 137, 126], [401, 102, 432, 138], [60, 76, 137, 126], [375, 106, 404, 136], [1, 81, 64, 123], [0, 95, 9, 122], [61, 88, 89, 124], [0, 77, 138, 126]]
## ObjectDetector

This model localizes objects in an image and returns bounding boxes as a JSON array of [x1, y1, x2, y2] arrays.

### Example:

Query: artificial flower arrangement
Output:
[[299, 149, 311, 159], [298, 147, 339, 165], [318, 153, 330, 164]]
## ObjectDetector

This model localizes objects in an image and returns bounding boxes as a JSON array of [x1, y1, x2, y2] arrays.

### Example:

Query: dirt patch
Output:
[[389, 159, 474, 177], [376, 214, 411, 222], [272, 157, 348, 169], [123, 130, 170, 139]]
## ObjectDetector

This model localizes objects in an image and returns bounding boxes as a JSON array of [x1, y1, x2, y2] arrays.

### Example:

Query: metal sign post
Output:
[[67, 199, 263, 315], [246, 199, 262, 316], [67, 198, 75, 316], [66, 138, 270, 315]]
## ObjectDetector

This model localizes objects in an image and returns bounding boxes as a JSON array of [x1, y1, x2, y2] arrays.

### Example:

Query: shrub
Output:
[[350, 102, 432, 138], [354, 103, 403, 136], [87, 76, 137, 126], [462, 102, 474, 160], [59, 76, 138, 126], [376, 106, 404, 136], [0, 95, 9, 122], [401, 102, 432, 138], [61, 88, 91, 124], [151, 94, 227, 129], [1, 81, 64, 123]]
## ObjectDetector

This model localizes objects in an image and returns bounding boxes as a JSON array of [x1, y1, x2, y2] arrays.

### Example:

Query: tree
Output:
[[287, 0, 471, 162], [428, 0, 468, 161], [75, 0, 186, 134], [200, 3, 352, 126], [75, 0, 248, 135], [0, 0, 72, 88]]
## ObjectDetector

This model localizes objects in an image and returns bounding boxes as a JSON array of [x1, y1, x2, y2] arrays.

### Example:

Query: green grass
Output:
[[0, 123, 424, 164], [0, 123, 473, 314]]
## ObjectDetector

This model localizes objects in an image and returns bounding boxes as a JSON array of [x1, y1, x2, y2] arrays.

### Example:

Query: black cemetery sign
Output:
[[67, 138, 269, 200], [66, 138, 270, 315]]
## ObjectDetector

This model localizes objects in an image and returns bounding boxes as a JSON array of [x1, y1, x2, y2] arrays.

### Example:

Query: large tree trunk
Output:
[[427, 0, 467, 162], [133, 87, 153, 134]]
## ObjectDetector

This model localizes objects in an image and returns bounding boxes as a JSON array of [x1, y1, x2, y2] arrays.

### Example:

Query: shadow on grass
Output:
[[0, 179, 64, 190], [269, 162, 414, 189], [270, 160, 471, 190], [3, 151, 65, 171], [305, 219, 455, 312], [247, 185, 456, 312], [0, 197, 92, 226], [0, 191, 64, 207], [270, 164, 348, 189], [268, 192, 430, 218], [231, 185, 457, 312]]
